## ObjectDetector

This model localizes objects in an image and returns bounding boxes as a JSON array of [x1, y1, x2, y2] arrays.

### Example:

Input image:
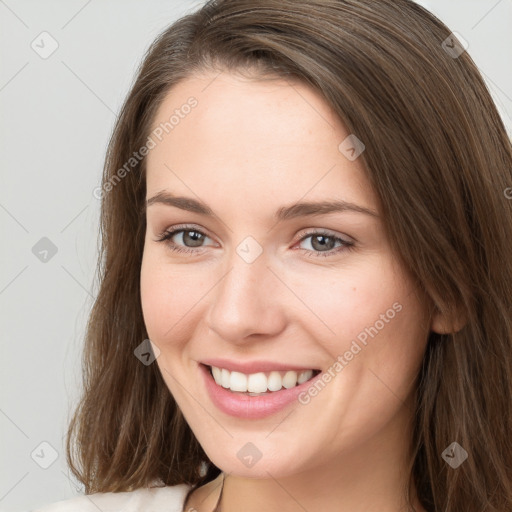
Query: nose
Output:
[[205, 250, 287, 344]]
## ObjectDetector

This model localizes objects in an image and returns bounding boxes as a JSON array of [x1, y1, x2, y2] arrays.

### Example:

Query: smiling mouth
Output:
[[205, 364, 322, 396]]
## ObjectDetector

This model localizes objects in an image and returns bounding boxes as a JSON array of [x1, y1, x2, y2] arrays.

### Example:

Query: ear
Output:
[[430, 305, 467, 334]]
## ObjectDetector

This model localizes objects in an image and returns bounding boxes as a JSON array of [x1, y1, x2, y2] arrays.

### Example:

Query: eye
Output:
[[154, 225, 214, 254], [295, 230, 355, 258], [154, 225, 355, 258]]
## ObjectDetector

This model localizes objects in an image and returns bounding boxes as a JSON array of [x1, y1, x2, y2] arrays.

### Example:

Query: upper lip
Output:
[[200, 358, 320, 374]]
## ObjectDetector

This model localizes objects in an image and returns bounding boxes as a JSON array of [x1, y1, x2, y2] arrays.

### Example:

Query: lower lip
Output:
[[200, 363, 323, 419]]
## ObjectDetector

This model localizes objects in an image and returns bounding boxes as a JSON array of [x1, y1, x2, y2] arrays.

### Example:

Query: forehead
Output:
[[145, 71, 377, 214]]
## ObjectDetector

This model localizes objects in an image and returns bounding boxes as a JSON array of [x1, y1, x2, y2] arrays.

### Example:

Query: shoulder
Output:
[[32, 483, 193, 512]]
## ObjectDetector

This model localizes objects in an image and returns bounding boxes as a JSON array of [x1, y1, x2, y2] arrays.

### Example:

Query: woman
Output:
[[34, 0, 512, 511]]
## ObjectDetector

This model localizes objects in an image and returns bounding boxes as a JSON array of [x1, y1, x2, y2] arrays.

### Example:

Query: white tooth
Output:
[[267, 371, 283, 391], [212, 366, 315, 392], [230, 371, 247, 392], [221, 368, 230, 388], [211, 366, 222, 385], [297, 369, 313, 384], [282, 370, 298, 389], [247, 372, 268, 393]]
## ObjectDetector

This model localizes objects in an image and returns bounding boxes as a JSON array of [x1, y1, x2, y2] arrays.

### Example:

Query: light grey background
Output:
[[1, 1, 511, 511]]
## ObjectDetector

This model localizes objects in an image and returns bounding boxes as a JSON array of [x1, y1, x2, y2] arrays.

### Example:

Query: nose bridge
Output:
[[206, 246, 285, 341]]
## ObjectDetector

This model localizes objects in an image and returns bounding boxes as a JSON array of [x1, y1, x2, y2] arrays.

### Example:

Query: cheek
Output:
[[292, 257, 408, 346], [290, 262, 428, 453], [140, 250, 206, 398], [140, 248, 201, 345], [294, 254, 427, 379]]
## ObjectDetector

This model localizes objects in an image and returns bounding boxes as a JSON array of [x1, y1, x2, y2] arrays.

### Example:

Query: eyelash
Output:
[[154, 224, 355, 259]]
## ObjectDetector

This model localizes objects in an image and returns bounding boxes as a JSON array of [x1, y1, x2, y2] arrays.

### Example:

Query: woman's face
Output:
[[140, 70, 431, 478]]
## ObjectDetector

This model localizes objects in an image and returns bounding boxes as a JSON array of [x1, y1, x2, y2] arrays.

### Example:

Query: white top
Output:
[[31, 483, 193, 512]]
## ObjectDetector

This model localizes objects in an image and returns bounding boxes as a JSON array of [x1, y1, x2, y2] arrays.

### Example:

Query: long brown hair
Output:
[[66, 1, 512, 510]]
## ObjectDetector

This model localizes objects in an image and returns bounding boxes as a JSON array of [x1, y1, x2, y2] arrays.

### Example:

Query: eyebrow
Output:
[[145, 191, 379, 220]]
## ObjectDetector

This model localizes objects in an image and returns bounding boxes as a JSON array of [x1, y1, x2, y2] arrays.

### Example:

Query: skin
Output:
[[139, 69, 446, 512]]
